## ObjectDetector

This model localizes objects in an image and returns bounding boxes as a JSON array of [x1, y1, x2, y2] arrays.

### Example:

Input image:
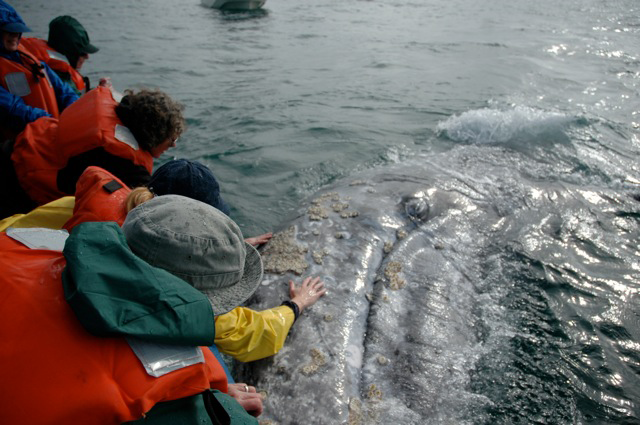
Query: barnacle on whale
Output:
[[261, 226, 309, 275]]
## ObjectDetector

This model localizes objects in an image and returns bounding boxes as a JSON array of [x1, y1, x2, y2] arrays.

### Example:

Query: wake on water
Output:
[[235, 105, 640, 424], [436, 106, 575, 147]]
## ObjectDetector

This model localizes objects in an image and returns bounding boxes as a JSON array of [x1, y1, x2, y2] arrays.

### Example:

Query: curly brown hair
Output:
[[115, 89, 185, 152]]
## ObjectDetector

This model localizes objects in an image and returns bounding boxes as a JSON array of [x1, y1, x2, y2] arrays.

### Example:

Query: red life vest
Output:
[[63, 166, 131, 231], [20, 37, 86, 93], [0, 44, 60, 117], [11, 86, 153, 205], [0, 233, 227, 425], [0, 45, 60, 141]]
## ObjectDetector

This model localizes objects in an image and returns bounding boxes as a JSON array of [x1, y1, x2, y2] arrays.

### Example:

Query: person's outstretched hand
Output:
[[98, 77, 112, 88], [245, 232, 273, 247], [227, 383, 264, 417], [289, 276, 326, 312]]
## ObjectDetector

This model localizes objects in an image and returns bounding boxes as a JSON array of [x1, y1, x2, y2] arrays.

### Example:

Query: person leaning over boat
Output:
[[20, 15, 99, 96], [127, 159, 326, 363], [0, 1, 78, 139], [0, 195, 265, 424], [0, 162, 327, 364], [0, 84, 182, 218]]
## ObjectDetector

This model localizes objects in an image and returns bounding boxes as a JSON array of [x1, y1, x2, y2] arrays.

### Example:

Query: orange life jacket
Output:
[[20, 37, 86, 93], [0, 233, 227, 425], [0, 44, 60, 117], [11, 86, 153, 205], [63, 166, 131, 231]]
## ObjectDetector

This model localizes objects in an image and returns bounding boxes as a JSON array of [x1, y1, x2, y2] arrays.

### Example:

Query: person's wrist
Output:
[[290, 297, 305, 312], [281, 300, 301, 321]]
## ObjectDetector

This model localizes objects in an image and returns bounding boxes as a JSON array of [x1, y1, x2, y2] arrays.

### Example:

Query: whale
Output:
[[234, 145, 506, 424], [234, 108, 640, 424]]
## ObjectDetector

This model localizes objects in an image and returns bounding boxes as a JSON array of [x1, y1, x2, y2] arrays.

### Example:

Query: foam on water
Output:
[[436, 106, 575, 148]]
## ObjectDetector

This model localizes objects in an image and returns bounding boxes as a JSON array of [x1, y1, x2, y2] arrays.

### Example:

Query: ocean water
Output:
[[17, 0, 640, 423]]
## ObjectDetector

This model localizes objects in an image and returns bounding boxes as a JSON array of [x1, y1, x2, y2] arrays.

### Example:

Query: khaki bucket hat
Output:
[[122, 195, 263, 314]]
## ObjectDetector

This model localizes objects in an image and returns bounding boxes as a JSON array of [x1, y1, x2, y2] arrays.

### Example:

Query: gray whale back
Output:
[[233, 110, 640, 425], [235, 154, 499, 424]]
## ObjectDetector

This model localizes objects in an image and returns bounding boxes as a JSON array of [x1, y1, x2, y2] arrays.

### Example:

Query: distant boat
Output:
[[201, 0, 265, 10]]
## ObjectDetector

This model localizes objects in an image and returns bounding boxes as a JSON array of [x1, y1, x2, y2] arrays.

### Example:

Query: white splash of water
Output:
[[436, 106, 574, 147]]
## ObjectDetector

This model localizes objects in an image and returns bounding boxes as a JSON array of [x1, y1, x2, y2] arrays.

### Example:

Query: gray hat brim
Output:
[[200, 241, 263, 315]]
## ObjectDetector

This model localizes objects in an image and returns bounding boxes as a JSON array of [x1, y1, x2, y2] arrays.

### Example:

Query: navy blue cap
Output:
[[3, 21, 30, 32], [148, 159, 231, 216], [0, 1, 31, 33]]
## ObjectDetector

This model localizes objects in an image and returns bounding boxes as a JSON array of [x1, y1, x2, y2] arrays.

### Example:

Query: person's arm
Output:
[[214, 306, 295, 362], [0, 85, 50, 130], [43, 62, 79, 110], [214, 277, 326, 362]]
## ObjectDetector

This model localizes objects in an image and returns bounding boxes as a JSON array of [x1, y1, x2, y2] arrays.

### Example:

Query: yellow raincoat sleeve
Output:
[[214, 305, 295, 363], [0, 197, 75, 231]]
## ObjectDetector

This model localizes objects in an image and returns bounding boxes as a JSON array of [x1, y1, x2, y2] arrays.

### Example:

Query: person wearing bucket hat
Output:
[[0, 161, 324, 378], [78, 194, 271, 420], [123, 194, 326, 363], [0, 196, 265, 423], [0, 159, 324, 368], [0, 1, 79, 136], [21, 15, 101, 95]]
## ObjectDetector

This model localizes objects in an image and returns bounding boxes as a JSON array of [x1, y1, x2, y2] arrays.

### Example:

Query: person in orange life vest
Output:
[[122, 195, 268, 418], [125, 159, 327, 362], [0, 1, 78, 137], [0, 195, 265, 424], [64, 163, 325, 363], [21, 15, 99, 96], [0, 166, 265, 416], [0, 86, 182, 219], [0, 161, 323, 401]]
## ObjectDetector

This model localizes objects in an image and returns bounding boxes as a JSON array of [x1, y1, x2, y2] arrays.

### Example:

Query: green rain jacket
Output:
[[62, 221, 215, 346]]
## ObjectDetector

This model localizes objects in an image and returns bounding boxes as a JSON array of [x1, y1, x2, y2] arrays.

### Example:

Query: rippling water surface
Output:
[[19, 0, 640, 422]]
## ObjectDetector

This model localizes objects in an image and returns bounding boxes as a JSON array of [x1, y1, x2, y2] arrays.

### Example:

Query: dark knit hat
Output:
[[148, 159, 232, 216]]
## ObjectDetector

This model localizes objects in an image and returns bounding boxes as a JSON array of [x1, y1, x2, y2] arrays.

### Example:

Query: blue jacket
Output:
[[0, 49, 79, 130], [0, 1, 79, 130]]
